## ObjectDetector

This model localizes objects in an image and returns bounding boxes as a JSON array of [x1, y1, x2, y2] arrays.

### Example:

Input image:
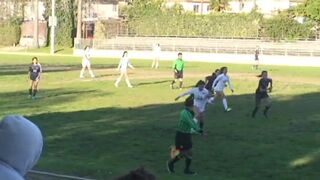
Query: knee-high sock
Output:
[[179, 81, 183, 88], [125, 78, 132, 87], [115, 76, 121, 85], [252, 106, 259, 117], [185, 157, 192, 171], [170, 154, 181, 165], [29, 88, 32, 95], [264, 106, 271, 115], [222, 98, 228, 110], [80, 69, 85, 77], [32, 89, 37, 97], [89, 69, 95, 78]]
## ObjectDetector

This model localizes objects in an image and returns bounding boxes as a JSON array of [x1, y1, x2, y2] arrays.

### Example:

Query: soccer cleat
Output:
[[167, 161, 175, 174], [128, 85, 133, 88], [225, 107, 232, 112], [184, 169, 197, 175], [31, 96, 36, 100]]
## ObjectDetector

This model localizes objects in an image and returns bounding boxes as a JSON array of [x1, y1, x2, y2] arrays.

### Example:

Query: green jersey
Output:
[[176, 108, 200, 134], [173, 58, 184, 71]]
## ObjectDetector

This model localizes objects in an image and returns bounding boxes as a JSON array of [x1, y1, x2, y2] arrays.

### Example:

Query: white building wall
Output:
[[93, 4, 119, 19], [166, 2, 211, 14], [23, 2, 46, 21]]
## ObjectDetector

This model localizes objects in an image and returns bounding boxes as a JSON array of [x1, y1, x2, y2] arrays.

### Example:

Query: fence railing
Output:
[[74, 37, 320, 57]]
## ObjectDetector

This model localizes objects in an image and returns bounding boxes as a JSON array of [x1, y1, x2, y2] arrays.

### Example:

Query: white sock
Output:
[[222, 98, 228, 110], [125, 78, 132, 87], [208, 97, 215, 104], [89, 70, 95, 78], [80, 69, 85, 77]]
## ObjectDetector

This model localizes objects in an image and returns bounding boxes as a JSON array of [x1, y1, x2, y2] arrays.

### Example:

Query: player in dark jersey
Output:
[[28, 57, 42, 99], [205, 68, 220, 93], [252, 70, 273, 118]]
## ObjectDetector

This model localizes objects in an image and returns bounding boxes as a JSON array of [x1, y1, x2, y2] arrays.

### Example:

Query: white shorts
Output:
[[82, 60, 91, 67], [194, 102, 206, 113]]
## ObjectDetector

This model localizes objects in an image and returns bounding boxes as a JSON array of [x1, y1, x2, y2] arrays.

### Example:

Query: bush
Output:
[[0, 20, 21, 46], [260, 14, 315, 41]]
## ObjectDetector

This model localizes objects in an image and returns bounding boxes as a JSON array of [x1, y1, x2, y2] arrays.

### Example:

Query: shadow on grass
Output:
[[17, 91, 320, 179], [0, 64, 118, 76], [136, 80, 172, 86]]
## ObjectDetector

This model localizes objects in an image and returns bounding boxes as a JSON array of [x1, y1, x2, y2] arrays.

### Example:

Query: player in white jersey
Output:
[[175, 80, 211, 134], [151, 43, 161, 69], [115, 51, 135, 88], [209, 67, 234, 112], [80, 46, 95, 78]]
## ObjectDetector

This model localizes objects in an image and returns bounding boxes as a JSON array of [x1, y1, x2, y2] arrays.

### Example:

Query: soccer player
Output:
[[252, 70, 273, 118], [175, 80, 211, 134], [151, 43, 161, 69], [28, 57, 42, 99], [80, 46, 95, 78], [209, 66, 234, 112], [205, 68, 220, 93], [114, 51, 135, 88], [167, 95, 201, 175], [170, 52, 184, 90], [253, 46, 260, 70]]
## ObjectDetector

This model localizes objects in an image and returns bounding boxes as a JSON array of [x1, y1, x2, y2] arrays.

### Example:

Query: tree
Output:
[[210, 0, 230, 12], [304, 0, 320, 22], [76, 0, 82, 39], [33, 0, 39, 48]]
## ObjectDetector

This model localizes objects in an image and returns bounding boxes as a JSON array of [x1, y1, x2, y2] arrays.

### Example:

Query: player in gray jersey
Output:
[[28, 57, 42, 99]]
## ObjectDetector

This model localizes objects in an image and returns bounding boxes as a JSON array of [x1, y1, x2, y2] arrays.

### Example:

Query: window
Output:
[[193, 4, 199, 13], [112, 4, 117, 12]]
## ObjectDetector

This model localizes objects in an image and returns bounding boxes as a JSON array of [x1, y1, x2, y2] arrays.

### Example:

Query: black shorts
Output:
[[30, 74, 40, 81], [255, 92, 269, 104], [175, 131, 192, 151], [174, 70, 183, 79]]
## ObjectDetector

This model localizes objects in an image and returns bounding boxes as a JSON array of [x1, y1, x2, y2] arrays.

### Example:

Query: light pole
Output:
[[50, 0, 56, 54]]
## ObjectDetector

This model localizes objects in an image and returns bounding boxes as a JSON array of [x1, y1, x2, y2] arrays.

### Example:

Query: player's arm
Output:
[[116, 58, 122, 70], [212, 75, 222, 89], [227, 76, 234, 92], [128, 60, 135, 69], [186, 115, 201, 134], [175, 89, 193, 101], [172, 61, 177, 72], [268, 79, 273, 92]]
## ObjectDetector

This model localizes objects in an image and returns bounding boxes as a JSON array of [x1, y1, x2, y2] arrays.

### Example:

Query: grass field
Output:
[[1, 53, 320, 180]]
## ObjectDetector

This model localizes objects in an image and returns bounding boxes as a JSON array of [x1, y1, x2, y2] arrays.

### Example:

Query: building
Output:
[[166, 0, 211, 15]]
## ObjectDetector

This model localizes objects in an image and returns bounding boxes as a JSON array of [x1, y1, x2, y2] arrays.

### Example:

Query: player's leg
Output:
[[124, 72, 133, 88], [29, 80, 33, 97], [155, 58, 159, 69], [263, 97, 271, 118], [183, 149, 196, 175], [80, 63, 86, 78], [32, 80, 40, 98], [171, 72, 177, 89], [252, 93, 261, 118], [115, 72, 124, 87], [179, 78, 183, 90], [87, 63, 95, 78]]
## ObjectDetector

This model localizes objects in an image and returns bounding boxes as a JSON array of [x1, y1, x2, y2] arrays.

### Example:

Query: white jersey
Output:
[[179, 87, 211, 112], [212, 73, 234, 92], [153, 45, 161, 58], [82, 50, 91, 67], [118, 57, 133, 72]]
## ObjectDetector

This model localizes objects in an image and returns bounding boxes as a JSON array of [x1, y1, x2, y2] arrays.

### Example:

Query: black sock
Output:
[[32, 89, 37, 97], [171, 80, 175, 85], [252, 107, 258, 117], [264, 106, 270, 115], [29, 89, 32, 95], [170, 155, 181, 165], [199, 122, 204, 130], [179, 81, 183, 88], [185, 157, 192, 171]]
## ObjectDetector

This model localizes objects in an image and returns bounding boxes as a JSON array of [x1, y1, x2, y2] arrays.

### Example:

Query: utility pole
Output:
[[33, 0, 39, 48], [50, 0, 56, 54]]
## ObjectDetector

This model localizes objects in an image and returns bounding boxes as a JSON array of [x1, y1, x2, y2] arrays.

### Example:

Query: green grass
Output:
[[18, 46, 74, 55], [1, 54, 320, 180]]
